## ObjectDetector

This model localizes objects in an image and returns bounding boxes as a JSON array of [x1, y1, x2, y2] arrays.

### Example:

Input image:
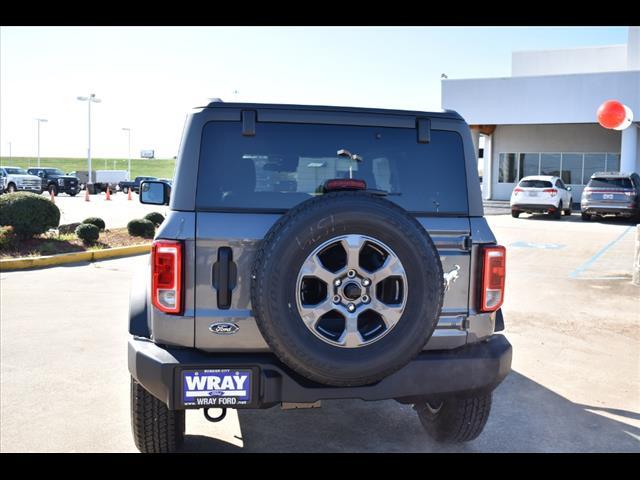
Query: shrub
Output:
[[0, 225, 18, 251], [0, 192, 60, 238], [144, 211, 165, 227], [127, 219, 155, 239], [75, 223, 100, 244], [58, 222, 82, 235], [82, 217, 105, 231]]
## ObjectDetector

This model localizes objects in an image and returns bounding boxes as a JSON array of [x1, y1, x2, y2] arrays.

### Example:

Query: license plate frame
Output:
[[179, 367, 259, 409], [603, 194, 614, 200]]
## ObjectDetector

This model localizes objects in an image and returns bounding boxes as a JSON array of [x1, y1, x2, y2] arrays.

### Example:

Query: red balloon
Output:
[[597, 100, 626, 129]]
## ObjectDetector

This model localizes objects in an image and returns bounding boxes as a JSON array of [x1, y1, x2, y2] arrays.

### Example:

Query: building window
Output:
[[583, 153, 606, 183], [498, 153, 517, 183], [499, 151, 621, 185], [518, 153, 540, 179], [561, 153, 583, 185], [540, 153, 561, 177], [606, 153, 621, 172]]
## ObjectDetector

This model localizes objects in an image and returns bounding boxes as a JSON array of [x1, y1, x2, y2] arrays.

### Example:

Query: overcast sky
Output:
[[0, 26, 629, 159]]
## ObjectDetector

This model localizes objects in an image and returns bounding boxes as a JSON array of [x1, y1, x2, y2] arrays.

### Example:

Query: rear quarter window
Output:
[[196, 121, 469, 214]]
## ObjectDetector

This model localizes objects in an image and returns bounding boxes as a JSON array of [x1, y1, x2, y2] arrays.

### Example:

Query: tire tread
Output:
[[130, 377, 184, 453]]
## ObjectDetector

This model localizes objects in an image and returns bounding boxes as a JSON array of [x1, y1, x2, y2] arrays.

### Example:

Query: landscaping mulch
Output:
[[0, 227, 151, 259]]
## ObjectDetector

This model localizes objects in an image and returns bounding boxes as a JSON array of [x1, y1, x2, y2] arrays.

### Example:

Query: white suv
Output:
[[510, 175, 573, 219]]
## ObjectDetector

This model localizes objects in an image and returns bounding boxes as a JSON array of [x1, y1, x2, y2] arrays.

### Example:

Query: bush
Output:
[[144, 212, 165, 227], [75, 223, 100, 244], [0, 225, 18, 251], [82, 217, 105, 231], [0, 192, 60, 238], [127, 219, 155, 239], [58, 222, 82, 235]]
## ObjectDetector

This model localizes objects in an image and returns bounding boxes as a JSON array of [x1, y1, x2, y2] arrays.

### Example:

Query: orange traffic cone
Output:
[[50, 188, 55, 203], [127, 189, 132, 201], [85, 186, 90, 202], [105, 186, 111, 201]]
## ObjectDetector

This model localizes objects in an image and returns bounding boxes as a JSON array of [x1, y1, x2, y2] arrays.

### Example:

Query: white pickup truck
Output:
[[0, 166, 44, 194]]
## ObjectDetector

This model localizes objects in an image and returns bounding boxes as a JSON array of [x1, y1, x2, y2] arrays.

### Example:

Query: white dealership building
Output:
[[442, 27, 640, 201]]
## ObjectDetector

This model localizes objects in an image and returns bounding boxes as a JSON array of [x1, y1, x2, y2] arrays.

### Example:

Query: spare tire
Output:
[[251, 191, 444, 387]]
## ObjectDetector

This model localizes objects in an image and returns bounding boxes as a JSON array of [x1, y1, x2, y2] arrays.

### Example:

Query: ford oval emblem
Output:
[[209, 322, 239, 335]]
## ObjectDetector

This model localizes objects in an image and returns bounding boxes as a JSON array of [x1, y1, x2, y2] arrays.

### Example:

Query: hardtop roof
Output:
[[201, 100, 463, 121]]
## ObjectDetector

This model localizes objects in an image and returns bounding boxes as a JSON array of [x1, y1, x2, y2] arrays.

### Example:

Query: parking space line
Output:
[[569, 226, 634, 279]]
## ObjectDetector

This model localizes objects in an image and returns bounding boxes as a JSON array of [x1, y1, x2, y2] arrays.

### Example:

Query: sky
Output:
[[0, 26, 630, 160]]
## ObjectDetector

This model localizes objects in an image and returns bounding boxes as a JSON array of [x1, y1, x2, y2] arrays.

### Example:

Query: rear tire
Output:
[[552, 201, 562, 220], [131, 377, 185, 453], [511, 210, 520, 218], [48, 184, 58, 196], [581, 213, 591, 221], [7, 183, 16, 193], [564, 200, 572, 216], [415, 393, 492, 443]]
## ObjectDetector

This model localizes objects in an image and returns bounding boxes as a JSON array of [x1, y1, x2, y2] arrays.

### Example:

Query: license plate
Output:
[[603, 194, 613, 199], [528, 191, 538, 197], [182, 369, 253, 407]]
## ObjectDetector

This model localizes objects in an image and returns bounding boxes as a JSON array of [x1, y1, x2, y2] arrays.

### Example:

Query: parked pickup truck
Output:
[[0, 166, 43, 194], [27, 167, 80, 196], [119, 176, 157, 194]]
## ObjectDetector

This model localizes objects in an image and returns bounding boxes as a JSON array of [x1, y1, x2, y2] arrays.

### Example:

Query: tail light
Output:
[[513, 187, 523, 195], [543, 188, 557, 197], [151, 240, 183, 314], [480, 245, 506, 312]]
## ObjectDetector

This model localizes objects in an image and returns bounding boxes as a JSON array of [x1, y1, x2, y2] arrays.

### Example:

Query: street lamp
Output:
[[77, 93, 101, 189], [35, 118, 48, 167], [122, 128, 131, 180]]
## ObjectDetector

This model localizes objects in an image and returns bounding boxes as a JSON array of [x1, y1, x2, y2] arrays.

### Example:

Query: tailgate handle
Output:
[[212, 247, 237, 309]]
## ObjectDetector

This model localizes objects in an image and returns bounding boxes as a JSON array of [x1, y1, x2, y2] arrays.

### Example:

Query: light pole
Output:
[[122, 127, 131, 180], [77, 93, 101, 189], [8, 142, 11, 162], [35, 118, 48, 167]]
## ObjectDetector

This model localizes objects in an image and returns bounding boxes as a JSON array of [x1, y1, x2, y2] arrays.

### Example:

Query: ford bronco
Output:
[[129, 100, 512, 452]]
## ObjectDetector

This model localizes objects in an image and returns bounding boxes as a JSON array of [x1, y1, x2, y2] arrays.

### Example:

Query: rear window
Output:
[[588, 177, 633, 189], [519, 180, 552, 188], [196, 121, 468, 214]]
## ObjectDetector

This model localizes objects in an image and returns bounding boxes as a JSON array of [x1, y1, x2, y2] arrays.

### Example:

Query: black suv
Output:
[[27, 167, 79, 196], [129, 101, 512, 452]]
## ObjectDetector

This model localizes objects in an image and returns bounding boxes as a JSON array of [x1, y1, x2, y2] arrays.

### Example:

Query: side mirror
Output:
[[37, 172, 45, 178], [567, 186, 572, 191], [140, 180, 170, 206]]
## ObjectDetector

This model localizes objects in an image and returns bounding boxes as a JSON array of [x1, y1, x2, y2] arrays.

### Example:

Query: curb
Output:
[[0, 244, 151, 272]]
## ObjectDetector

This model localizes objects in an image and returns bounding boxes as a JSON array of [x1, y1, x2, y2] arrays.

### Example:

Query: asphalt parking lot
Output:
[[0, 213, 638, 452], [48, 191, 169, 228]]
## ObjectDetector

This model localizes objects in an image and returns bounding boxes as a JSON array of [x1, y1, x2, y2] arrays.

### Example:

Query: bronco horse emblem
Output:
[[443, 265, 461, 292]]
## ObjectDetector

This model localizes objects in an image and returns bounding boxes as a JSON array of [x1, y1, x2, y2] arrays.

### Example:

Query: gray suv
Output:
[[581, 171, 640, 221], [129, 101, 512, 452]]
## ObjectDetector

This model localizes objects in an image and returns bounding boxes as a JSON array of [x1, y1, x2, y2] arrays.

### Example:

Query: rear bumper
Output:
[[128, 334, 512, 410], [511, 203, 557, 213], [581, 204, 638, 216]]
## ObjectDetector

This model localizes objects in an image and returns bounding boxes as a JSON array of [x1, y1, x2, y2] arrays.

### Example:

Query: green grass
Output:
[[0, 157, 176, 180]]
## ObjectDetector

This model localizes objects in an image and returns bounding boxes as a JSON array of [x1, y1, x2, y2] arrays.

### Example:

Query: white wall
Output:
[[442, 70, 640, 126], [512, 45, 628, 77], [490, 124, 623, 201]]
